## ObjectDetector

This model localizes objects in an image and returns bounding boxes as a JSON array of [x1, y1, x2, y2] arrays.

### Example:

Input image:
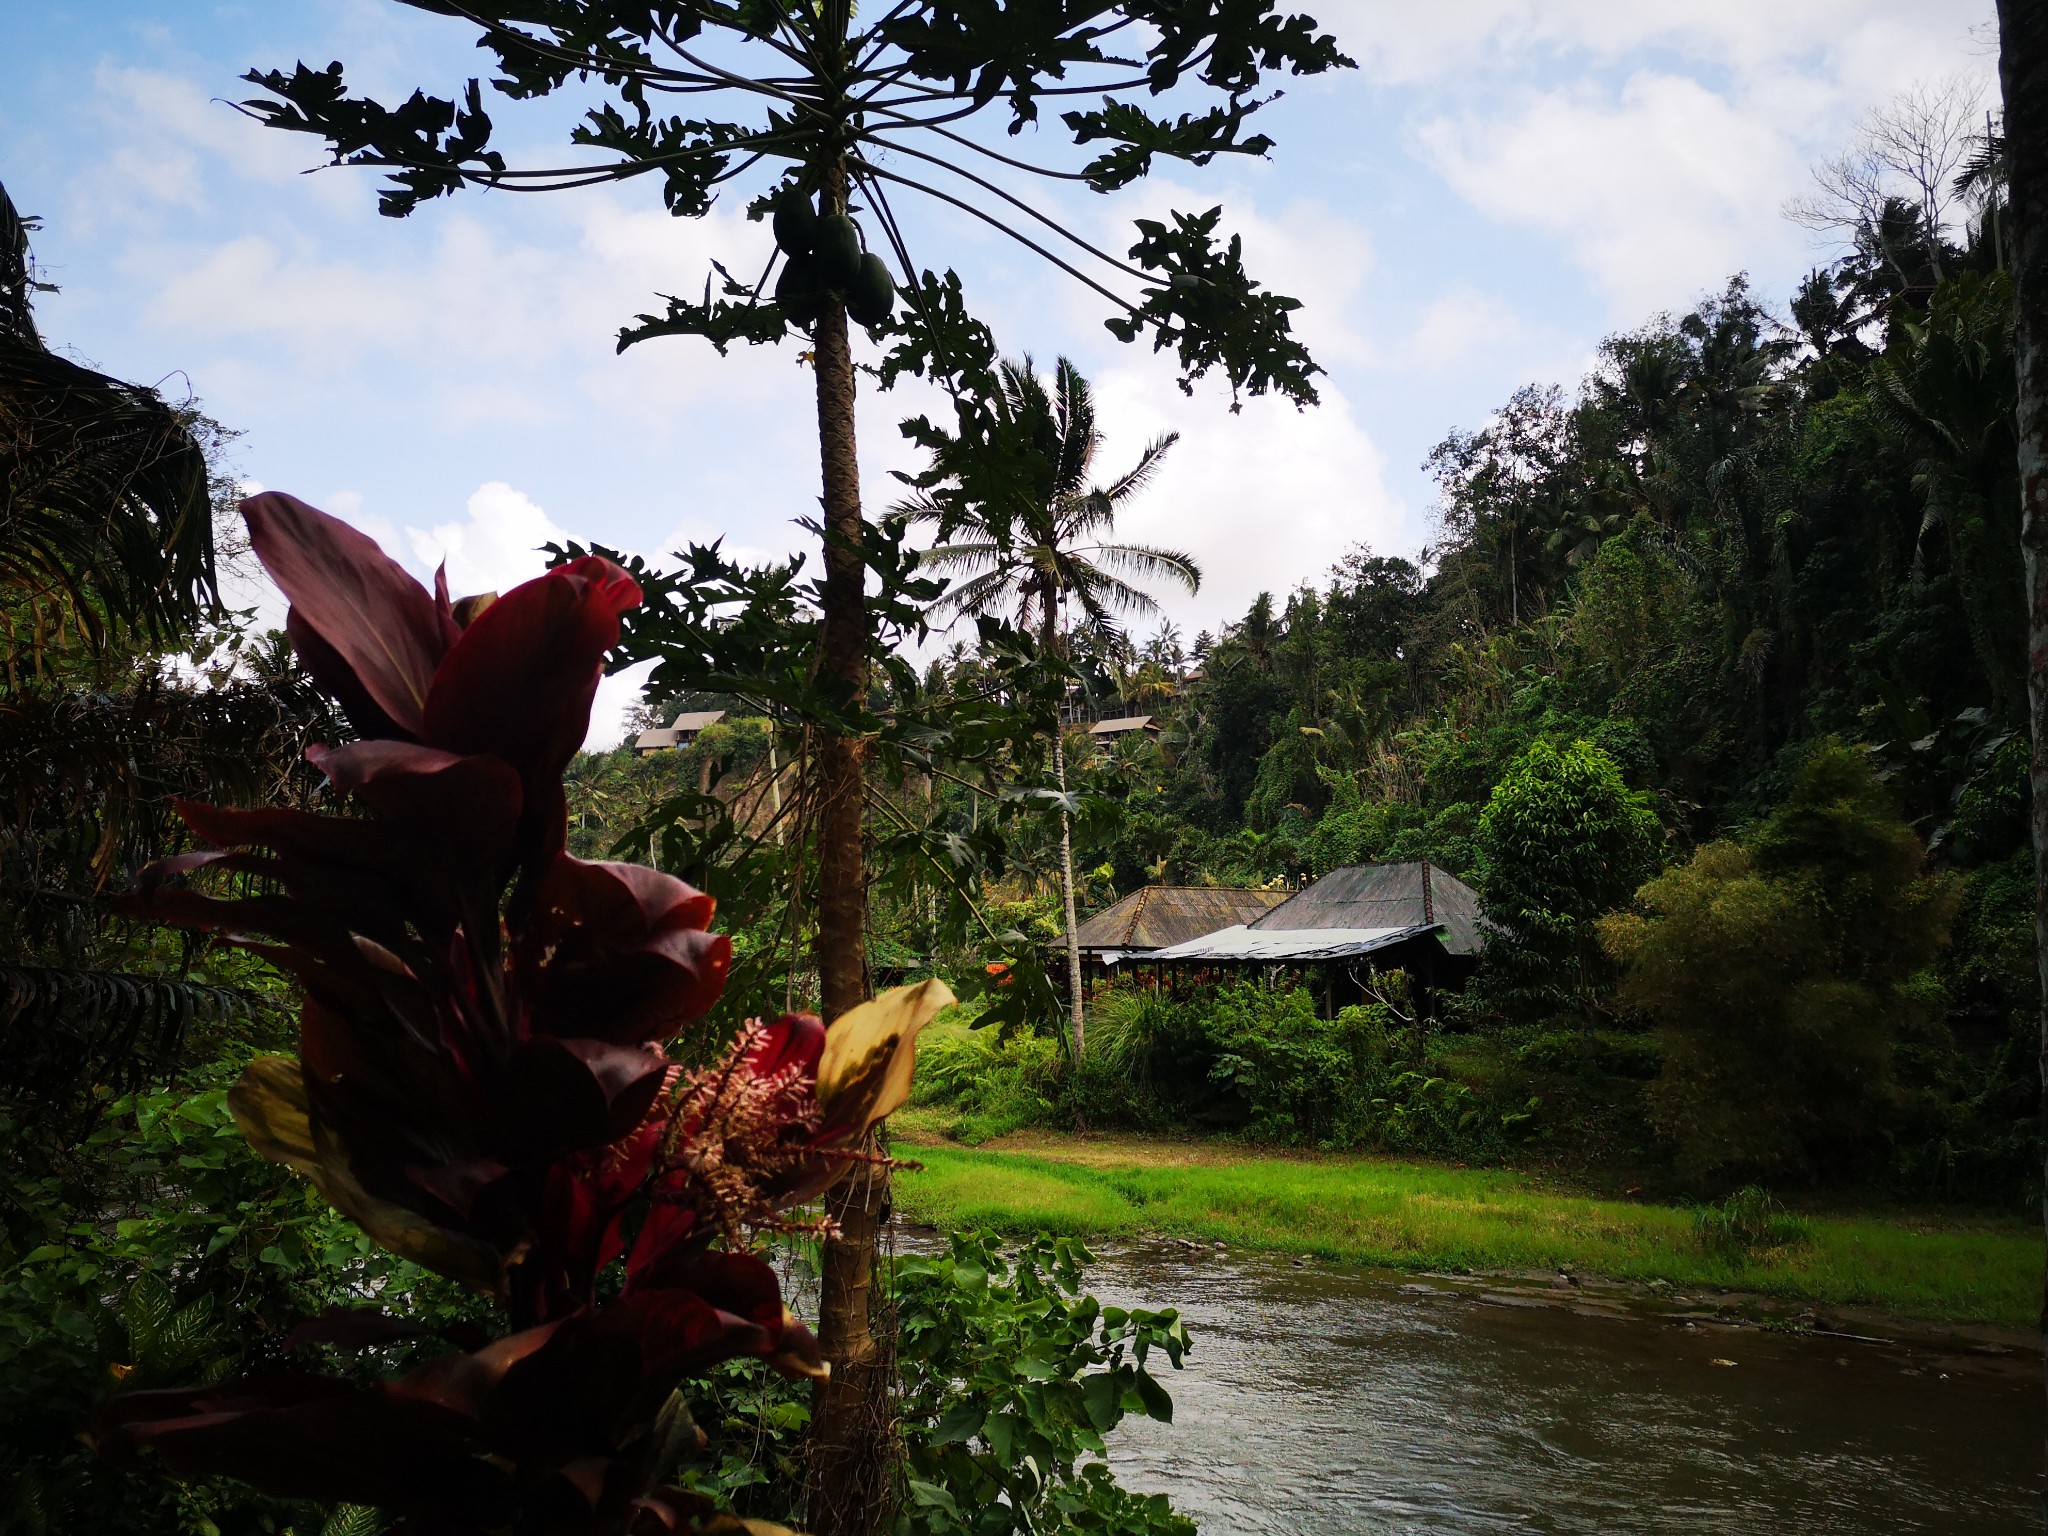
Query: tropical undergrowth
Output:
[[912, 982, 1540, 1161]]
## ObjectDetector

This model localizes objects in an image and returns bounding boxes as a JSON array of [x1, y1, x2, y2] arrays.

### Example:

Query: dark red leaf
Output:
[[288, 609, 415, 741], [745, 1012, 825, 1081], [623, 1203, 705, 1296], [96, 1372, 512, 1520], [501, 1037, 670, 1160], [245, 492, 447, 736], [520, 858, 731, 1044], [286, 1309, 435, 1352], [307, 740, 524, 877], [421, 556, 641, 785]]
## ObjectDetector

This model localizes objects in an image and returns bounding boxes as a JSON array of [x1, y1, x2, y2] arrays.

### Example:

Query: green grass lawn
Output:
[[890, 1127, 2042, 1330]]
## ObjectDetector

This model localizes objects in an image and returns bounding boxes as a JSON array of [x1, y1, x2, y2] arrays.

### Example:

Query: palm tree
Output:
[[2, 183, 217, 673], [899, 356, 1198, 1057]]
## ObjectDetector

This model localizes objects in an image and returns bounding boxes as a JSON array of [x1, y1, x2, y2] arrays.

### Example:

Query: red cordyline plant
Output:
[[93, 493, 952, 1535]]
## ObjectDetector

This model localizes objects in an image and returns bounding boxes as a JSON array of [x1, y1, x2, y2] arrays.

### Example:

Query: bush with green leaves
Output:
[[894, 1233, 1193, 1536], [0, 1078, 486, 1534], [1601, 741, 1961, 1184], [911, 1027, 1067, 1145], [1027, 982, 1535, 1157], [1691, 1186, 1812, 1258], [1474, 737, 1661, 1016]]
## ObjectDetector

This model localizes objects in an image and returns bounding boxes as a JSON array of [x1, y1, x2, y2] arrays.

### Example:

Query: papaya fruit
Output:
[[846, 252, 895, 327], [771, 187, 817, 257], [812, 214, 863, 290], [775, 254, 827, 326]]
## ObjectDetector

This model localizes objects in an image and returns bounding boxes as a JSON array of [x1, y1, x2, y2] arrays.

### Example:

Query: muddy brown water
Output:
[[923, 1236, 2044, 1535]]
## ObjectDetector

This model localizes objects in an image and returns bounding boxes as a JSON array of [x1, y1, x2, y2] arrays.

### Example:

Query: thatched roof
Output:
[[1250, 862, 1486, 955], [1069, 885, 1291, 954]]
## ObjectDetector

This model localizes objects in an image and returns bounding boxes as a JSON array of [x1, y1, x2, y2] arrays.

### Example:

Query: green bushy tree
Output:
[[1601, 741, 1960, 1183], [1474, 738, 1661, 1021]]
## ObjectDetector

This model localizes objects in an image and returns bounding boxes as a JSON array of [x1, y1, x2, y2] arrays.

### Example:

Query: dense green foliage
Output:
[[893, 1234, 1192, 1536], [914, 985, 1536, 1160], [1602, 742, 1963, 1183], [1474, 738, 1661, 1015], [875, 191, 2039, 1202]]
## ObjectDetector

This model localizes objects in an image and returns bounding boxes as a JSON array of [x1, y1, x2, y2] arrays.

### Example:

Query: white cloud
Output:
[[589, 659, 656, 752], [1345, 1, 1989, 87], [1391, 4, 1995, 320], [1399, 287, 1529, 373], [1086, 370, 1410, 635], [407, 481, 570, 598], [1414, 72, 1812, 317]]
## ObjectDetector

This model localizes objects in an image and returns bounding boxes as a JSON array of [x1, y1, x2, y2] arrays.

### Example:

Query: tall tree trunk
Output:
[[1055, 728, 1085, 1059], [1995, 0, 2048, 1514], [1045, 607, 1085, 1060], [807, 157, 890, 1536]]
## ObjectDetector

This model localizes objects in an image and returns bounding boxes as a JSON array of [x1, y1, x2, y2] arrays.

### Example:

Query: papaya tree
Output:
[[233, 6, 1348, 1529]]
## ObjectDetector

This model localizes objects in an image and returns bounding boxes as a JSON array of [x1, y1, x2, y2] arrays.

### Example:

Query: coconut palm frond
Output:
[[0, 185, 37, 348], [1069, 565, 1167, 620], [928, 566, 1025, 624], [1091, 540, 1202, 594], [915, 540, 1009, 573], [1050, 357, 1101, 501], [1097, 431, 1180, 505]]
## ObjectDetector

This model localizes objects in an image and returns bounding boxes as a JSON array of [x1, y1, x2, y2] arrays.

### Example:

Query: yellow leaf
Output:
[[227, 1057, 506, 1296], [815, 978, 955, 1132]]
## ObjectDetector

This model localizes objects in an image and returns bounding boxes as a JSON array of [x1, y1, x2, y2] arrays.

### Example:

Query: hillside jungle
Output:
[[0, 166, 2034, 1536], [573, 203, 2038, 1209]]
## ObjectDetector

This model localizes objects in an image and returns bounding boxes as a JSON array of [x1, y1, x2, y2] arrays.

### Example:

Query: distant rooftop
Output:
[[1250, 861, 1485, 955], [631, 709, 727, 755], [1148, 923, 1441, 964], [1087, 715, 1157, 737], [1068, 885, 1290, 955]]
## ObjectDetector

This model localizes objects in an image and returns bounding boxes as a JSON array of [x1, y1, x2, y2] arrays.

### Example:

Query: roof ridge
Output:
[[1121, 885, 1149, 946]]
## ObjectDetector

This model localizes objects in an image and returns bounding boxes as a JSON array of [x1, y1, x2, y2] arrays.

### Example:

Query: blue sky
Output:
[[0, 2, 1996, 741]]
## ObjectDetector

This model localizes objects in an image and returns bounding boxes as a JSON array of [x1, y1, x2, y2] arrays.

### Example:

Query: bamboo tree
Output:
[[232, 10, 1343, 1530]]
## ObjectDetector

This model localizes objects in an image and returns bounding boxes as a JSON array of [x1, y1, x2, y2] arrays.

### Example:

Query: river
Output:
[[1064, 1242, 2042, 1535]]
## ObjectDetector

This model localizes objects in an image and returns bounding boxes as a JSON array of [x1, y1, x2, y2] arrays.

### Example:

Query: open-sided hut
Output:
[[1146, 860, 1485, 1013]]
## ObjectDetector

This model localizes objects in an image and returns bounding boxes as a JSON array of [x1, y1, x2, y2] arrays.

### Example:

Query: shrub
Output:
[[1475, 737, 1661, 1014], [1065, 982, 1534, 1157], [911, 1028, 1064, 1144], [895, 1233, 1195, 1536], [618, 1233, 1194, 1535], [1602, 741, 1960, 1184], [1692, 1186, 1812, 1257]]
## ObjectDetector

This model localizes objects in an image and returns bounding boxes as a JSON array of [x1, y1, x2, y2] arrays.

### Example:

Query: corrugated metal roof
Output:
[[1069, 885, 1291, 952], [1249, 861, 1486, 954], [1088, 715, 1156, 736], [670, 710, 726, 732], [1148, 923, 1442, 962]]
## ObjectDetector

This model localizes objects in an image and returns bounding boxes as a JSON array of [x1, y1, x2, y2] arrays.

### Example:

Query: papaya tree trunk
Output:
[[807, 157, 890, 1536], [1996, 0, 2048, 1506]]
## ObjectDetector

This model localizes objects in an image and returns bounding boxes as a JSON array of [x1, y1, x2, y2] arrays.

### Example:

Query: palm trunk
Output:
[[1055, 728, 1085, 1060], [806, 157, 890, 1536], [1044, 607, 1085, 1061], [1996, 0, 2048, 1513]]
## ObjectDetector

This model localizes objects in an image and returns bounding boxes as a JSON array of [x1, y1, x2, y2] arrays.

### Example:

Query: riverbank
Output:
[[888, 1116, 2042, 1332]]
